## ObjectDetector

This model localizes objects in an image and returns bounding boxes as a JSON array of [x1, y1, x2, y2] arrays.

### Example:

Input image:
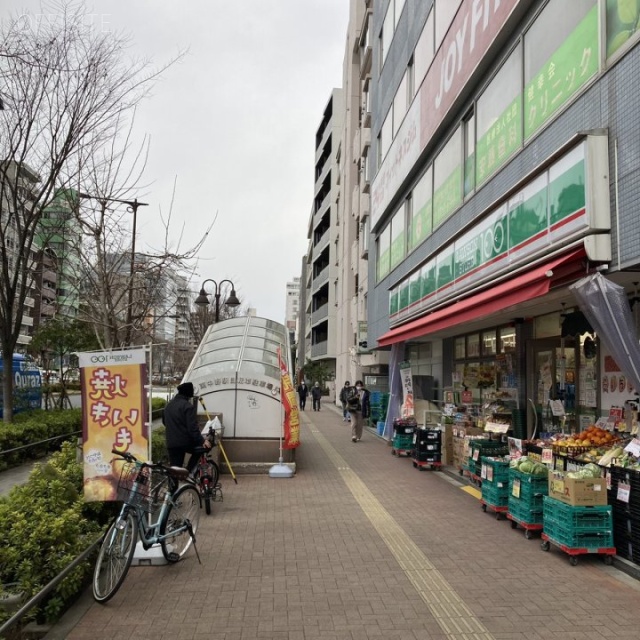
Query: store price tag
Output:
[[472, 449, 480, 461], [481, 464, 487, 480], [606, 471, 611, 491], [624, 438, 640, 457], [487, 466, 494, 482], [617, 482, 631, 504], [512, 478, 521, 498], [595, 417, 612, 431], [541, 448, 553, 465]]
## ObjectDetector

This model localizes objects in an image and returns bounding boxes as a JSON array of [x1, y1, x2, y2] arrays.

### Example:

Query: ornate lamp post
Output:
[[194, 279, 240, 322]]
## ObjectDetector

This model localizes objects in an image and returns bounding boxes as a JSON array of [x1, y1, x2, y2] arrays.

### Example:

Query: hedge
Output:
[[0, 442, 116, 625]]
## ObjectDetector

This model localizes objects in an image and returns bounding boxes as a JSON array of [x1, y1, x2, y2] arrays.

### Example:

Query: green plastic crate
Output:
[[508, 497, 543, 525], [481, 456, 510, 485], [543, 496, 612, 532], [482, 481, 509, 507], [543, 518, 613, 549], [392, 434, 414, 450]]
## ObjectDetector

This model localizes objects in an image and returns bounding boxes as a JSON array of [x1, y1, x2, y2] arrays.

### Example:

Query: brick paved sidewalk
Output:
[[48, 405, 640, 640]]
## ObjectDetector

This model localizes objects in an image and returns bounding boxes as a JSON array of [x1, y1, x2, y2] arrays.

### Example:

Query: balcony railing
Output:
[[311, 340, 328, 358], [311, 303, 329, 325]]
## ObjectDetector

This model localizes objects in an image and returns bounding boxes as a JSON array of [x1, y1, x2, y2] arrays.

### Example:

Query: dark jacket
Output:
[[297, 384, 308, 399], [311, 385, 322, 400], [163, 393, 204, 449], [346, 387, 370, 418], [339, 386, 350, 405]]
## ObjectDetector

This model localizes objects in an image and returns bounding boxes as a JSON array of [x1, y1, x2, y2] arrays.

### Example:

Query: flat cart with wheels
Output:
[[412, 428, 442, 470], [391, 432, 414, 457], [481, 499, 509, 519], [412, 458, 442, 470], [507, 512, 543, 538], [540, 532, 616, 566]]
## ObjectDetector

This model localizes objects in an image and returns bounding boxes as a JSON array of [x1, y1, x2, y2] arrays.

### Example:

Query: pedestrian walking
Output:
[[163, 382, 211, 473], [346, 380, 370, 442], [339, 380, 352, 422], [297, 381, 308, 411], [311, 381, 322, 411]]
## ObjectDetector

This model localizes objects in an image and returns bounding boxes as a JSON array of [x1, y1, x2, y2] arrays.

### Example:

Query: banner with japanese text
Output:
[[399, 361, 415, 418], [79, 349, 148, 502], [277, 347, 300, 449]]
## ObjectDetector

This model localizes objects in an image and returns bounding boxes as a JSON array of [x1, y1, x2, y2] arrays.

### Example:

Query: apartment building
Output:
[[365, 0, 640, 433], [302, 89, 344, 378]]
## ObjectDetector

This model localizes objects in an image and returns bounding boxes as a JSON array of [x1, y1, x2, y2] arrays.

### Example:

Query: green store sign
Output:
[[390, 143, 591, 321]]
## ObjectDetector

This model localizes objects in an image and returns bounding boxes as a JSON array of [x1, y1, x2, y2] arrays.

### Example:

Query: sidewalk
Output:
[[47, 404, 640, 640]]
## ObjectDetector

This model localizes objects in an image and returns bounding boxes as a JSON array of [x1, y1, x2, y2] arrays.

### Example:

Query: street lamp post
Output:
[[194, 279, 240, 322]]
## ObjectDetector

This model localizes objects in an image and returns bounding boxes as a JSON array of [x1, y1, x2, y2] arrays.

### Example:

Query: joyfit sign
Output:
[[79, 349, 148, 502], [371, 0, 524, 227]]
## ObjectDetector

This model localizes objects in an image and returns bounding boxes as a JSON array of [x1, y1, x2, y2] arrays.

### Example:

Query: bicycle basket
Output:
[[117, 463, 168, 513]]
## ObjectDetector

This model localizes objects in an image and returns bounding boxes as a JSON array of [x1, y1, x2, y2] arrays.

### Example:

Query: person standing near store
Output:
[[347, 380, 370, 442], [297, 380, 308, 411], [164, 382, 211, 473], [339, 380, 351, 422], [311, 381, 322, 411]]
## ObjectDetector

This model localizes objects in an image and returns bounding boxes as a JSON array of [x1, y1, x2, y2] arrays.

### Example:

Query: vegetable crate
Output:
[[541, 495, 615, 565], [391, 433, 414, 457], [481, 480, 509, 519], [466, 440, 509, 477], [507, 468, 548, 537], [480, 456, 510, 485]]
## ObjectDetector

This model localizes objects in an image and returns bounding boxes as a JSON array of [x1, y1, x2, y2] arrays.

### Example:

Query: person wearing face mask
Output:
[[339, 380, 351, 422], [346, 380, 370, 442]]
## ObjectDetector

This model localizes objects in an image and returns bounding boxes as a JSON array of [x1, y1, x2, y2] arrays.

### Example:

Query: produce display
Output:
[[552, 426, 618, 448], [509, 456, 548, 477]]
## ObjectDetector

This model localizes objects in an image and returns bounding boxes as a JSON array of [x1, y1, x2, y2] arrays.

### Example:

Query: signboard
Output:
[[80, 349, 148, 503], [399, 361, 415, 418], [389, 138, 610, 325], [371, 0, 523, 227]]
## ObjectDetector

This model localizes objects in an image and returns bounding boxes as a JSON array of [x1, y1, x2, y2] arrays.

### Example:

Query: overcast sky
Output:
[[3, 0, 349, 324]]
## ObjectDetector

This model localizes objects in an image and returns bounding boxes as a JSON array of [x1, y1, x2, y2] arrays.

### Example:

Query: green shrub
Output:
[[0, 442, 114, 624], [0, 409, 82, 471], [151, 425, 168, 463]]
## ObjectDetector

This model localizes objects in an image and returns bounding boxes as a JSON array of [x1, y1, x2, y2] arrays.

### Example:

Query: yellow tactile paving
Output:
[[310, 427, 496, 640]]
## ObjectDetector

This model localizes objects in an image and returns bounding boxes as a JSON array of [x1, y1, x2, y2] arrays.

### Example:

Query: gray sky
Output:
[[3, 0, 349, 323]]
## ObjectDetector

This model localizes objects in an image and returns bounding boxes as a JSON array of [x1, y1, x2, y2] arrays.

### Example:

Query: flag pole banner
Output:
[[399, 361, 415, 418], [277, 347, 300, 449], [79, 348, 148, 502]]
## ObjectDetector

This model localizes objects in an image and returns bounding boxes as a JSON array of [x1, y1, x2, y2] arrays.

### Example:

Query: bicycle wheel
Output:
[[160, 485, 200, 562], [93, 511, 138, 603]]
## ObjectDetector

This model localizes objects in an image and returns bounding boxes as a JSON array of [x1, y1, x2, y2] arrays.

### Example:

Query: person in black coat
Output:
[[297, 381, 308, 411], [347, 380, 370, 442], [311, 382, 322, 411], [164, 382, 211, 472]]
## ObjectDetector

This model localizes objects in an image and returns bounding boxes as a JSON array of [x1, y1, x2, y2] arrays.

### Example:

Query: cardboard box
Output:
[[547, 472, 608, 506]]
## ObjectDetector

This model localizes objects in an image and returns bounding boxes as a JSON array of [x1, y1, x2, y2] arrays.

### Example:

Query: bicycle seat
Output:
[[168, 466, 189, 480]]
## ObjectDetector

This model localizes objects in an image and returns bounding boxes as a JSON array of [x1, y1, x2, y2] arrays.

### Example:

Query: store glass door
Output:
[[528, 339, 577, 435]]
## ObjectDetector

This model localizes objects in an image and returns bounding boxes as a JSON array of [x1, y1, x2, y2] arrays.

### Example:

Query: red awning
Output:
[[378, 248, 586, 347]]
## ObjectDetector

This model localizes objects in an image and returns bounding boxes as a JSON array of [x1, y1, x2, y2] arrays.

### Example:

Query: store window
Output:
[[606, 0, 640, 59], [476, 46, 522, 185], [499, 327, 516, 353], [414, 10, 434, 95], [390, 203, 406, 269], [377, 224, 391, 281], [467, 333, 480, 358], [409, 165, 432, 251], [455, 337, 465, 359], [482, 331, 497, 356], [433, 126, 462, 228], [524, 0, 598, 138]]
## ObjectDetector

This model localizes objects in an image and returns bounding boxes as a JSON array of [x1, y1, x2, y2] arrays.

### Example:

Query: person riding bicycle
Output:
[[164, 382, 211, 473]]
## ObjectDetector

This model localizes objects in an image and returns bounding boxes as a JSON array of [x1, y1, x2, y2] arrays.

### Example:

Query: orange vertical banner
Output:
[[79, 349, 148, 502], [277, 347, 300, 449]]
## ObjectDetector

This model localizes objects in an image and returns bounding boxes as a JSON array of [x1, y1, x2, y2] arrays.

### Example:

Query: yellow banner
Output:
[[80, 349, 148, 502]]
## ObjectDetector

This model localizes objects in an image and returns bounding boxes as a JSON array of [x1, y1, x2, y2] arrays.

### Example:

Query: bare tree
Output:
[[0, 2, 176, 421]]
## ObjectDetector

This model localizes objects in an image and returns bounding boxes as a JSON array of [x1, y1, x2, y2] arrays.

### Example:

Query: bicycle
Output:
[[190, 426, 222, 515], [92, 449, 201, 603]]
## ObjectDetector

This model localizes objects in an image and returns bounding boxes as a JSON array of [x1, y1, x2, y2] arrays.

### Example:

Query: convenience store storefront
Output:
[[377, 136, 612, 437]]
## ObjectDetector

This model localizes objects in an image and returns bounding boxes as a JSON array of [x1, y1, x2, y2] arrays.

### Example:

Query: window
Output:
[[379, 108, 393, 165], [524, 0, 597, 138], [435, 0, 462, 51], [499, 327, 516, 353], [392, 69, 409, 137], [414, 10, 434, 94], [463, 110, 475, 197], [433, 126, 462, 228], [394, 0, 406, 27], [476, 46, 522, 185], [377, 225, 391, 281], [380, 2, 393, 69], [409, 165, 432, 251], [390, 203, 406, 269]]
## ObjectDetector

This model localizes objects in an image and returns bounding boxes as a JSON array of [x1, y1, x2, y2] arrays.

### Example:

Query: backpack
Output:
[[346, 388, 361, 411]]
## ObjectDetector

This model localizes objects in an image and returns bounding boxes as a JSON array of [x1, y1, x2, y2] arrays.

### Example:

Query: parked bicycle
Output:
[[190, 426, 222, 515], [92, 449, 201, 603]]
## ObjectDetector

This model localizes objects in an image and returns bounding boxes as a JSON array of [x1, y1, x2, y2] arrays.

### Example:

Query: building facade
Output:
[[303, 89, 344, 378], [366, 0, 639, 434]]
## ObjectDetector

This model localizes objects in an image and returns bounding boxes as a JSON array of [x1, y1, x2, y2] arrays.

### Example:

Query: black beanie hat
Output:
[[177, 382, 195, 398]]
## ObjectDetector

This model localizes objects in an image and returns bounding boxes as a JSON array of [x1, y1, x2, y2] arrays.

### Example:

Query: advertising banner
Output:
[[399, 361, 415, 418], [79, 349, 148, 502], [277, 347, 300, 449]]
